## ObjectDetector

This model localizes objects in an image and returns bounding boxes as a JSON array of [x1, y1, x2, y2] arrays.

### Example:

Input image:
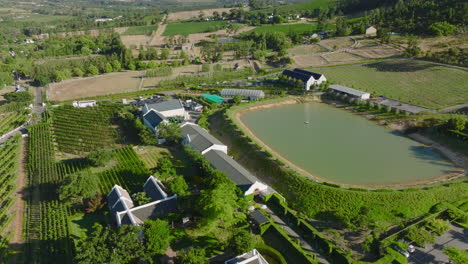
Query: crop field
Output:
[[163, 20, 227, 36], [316, 60, 468, 109], [0, 110, 28, 135], [322, 52, 363, 63], [48, 71, 144, 101], [261, 0, 333, 14], [122, 25, 157, 36], [50, 105, 120, 154], [0, 136, 20, 258], [247, 23, 323, 35], [166, 8, 232, 21]]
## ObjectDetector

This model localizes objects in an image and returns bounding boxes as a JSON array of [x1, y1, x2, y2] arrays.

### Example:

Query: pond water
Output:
[[240, 102, 455, 185]]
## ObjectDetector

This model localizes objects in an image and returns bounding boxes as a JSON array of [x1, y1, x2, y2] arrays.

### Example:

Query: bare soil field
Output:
[[320, 37, 355, 50], [121, 34, 152, 48], [288, 44, 328, 55], [349, 46, 401, 59], [392, 34, 468, 53], [48, 71, 143, 101], [167, 8, 233, 21], [322, 52, 363, 63], [55, 27, 128, 37], [292, 54, 328, 68]]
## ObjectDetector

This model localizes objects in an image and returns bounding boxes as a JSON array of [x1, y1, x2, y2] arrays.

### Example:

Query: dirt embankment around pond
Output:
[[230, 97, 466, 189]]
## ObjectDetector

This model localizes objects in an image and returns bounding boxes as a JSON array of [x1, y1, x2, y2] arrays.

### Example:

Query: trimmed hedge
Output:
[[255, 245, 287, 264]]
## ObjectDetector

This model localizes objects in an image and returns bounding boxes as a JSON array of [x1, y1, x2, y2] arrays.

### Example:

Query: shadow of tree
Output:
[[364, 60, 437, 72]]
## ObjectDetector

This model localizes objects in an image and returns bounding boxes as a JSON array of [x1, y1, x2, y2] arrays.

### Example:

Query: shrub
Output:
[[426, 218, 450, 235], [87, 149, 115, 167], [4, 92, 33, 103], [443, 246, 468, 264], [406, 227, 435, 247]]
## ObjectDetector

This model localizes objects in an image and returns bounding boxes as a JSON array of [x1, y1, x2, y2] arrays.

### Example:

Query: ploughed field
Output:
[[315, 60, 468, 109], [240, 102, 457, 186]]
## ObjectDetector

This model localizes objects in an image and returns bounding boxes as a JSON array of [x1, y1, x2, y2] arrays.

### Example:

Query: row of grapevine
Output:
[[0, 110, 29, 136], [49, 105, 121, 154], [0, 102, 28, 113], [0, 136, 20, 262], [98, 146, 150, 194], [25, 124, 74, 264]]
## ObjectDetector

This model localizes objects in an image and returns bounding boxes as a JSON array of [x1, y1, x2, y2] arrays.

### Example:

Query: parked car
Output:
[[391, 244, 410, 258]]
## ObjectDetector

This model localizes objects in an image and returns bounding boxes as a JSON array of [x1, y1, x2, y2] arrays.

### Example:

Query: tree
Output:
[[167, 175, 188, 196], [87, 149, 115, 167], [176, 248, 207, 264], [4, 92, 33, 102], [199, 183, 239, 228], [144, 219, 171, 255], [447, 116, 466, 131], [81, 46, 92, 56], [0, 72, 13, 86], [87, 65, 99, 76], [58, 171, 99, 204], [229, 230, 254, 255], [112, 60, 122, 72], [233, 95, 242, 105], [157, 122, 182, 143], [104, 63, 113, 73], [404, 38, 421, 58], [444, 246, 468, 264], [34, 75, 51, 86], [73, 67, 84, 77], [429, 22, 456, 36], [134, 192, 151, 205], [160, 49, 170, 60]]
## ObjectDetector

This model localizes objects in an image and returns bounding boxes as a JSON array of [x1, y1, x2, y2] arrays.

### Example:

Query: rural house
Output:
[[180, 122, 275, 197], [72, 100, 97, 108], [220, 89, 265, 100], [107, 176, 177, 227], [180, 122, 228, 154], [143, 110, 168, 132], [365, 26, 377, 35], [225, 249, 269, 264], [282, 68, 327, 90], [329, 84, 371, 100], [181, 43, 193, 51], [142, 99, 186, 118]]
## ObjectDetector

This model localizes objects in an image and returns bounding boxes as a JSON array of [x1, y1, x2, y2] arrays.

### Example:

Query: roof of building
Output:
[[204, 149, 258, 192], [143, 176, 168, 201], [225, 249, 269, 264], [293, 68, 323, 80], [146, 100, 184, 113], [143, 110, 166, 128], [181, 123, 225, 153], [329, 84, 370, 97], [200, 94, 225, 104], [130, 197, 177, 221], [251, 210, 269, 225], [108, 185, 134, 211], [220, 89, 265, 98]]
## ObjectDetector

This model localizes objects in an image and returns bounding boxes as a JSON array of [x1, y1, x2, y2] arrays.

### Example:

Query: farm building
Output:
[[220, 89, 265, 100], [72, 100, 97, 108], [181, 43, 193, 51], [143, 110, 168, 132], [107, 176, 177, 227], [142, 99, 185, 118], [225, 249, 269, 264], [204, 149, 269, 196], [329, 84, 370, 100], [200, 93, 225, 104], [180, 122, 275, 197], [365, 26, 377, 35], [180, 122, 227, 155], [282, 68, 327, 90]]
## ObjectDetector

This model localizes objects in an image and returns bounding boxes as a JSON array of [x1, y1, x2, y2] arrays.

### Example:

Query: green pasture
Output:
[[122, 25, 157, 35], [163, 21, 227, 36], [261, 0, 334, 14], [248, 23, 316, 34], [316, 60, 468, 109]]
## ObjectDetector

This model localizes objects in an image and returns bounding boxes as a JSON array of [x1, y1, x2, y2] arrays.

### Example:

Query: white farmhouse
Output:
[[180, 122, 227, 155], [142, 99, 185, 118], [282, 68, 327, 91], [365, 26, 377, 35]]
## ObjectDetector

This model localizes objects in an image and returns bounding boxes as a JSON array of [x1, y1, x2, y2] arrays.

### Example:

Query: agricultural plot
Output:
[[122, 25, 157, 36], [0, 110, 28, 136], [135, 145, 171, 169], [316, 60, 468, 109], [260, 0, 332, 14], [166, 8, 232, 21], [0, 136, 21, 256], [247, 23, 319, 35], [163, 20, 227, 36], [50, 105, 121, 154]]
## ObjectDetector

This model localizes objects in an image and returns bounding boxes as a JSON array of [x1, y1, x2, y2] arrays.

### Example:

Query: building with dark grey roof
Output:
[[225, 249, 269, 264], [220, 89, 265, 100], [250, 210, 269, 225], [204, 149, 268, 196], [180, 122, 227, 155], [329, 84, 370, 100], [143, 110, 167, 132], [107, 176, 177, 227], [143, 100, 185, 116], [282, 68, 327, 90]]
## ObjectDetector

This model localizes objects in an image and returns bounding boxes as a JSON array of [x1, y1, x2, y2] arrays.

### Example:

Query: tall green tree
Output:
[[176, 248, 207, 264], [58, 171, 100, 204], [144, 219, 171, 255]]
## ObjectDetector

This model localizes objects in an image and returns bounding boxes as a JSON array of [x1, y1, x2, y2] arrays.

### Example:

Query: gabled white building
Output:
[[282, 68, 327, 90]]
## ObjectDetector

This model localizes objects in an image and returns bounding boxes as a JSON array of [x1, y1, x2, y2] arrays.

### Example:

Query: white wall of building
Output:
[[201, 144, 228, 155], [245, 181, 269, 196], [159, 108, 185, 118]]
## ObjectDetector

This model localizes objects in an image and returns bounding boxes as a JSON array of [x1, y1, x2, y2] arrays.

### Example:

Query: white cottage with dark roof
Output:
[[180, 122, 228, 155], [107, 176, 177, 227], [282, 68, 326, 90], [142, 99, 185, 118], [225, 249, 269, 264]]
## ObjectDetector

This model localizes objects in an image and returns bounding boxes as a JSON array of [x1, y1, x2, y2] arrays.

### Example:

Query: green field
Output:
[[122, 25, 157, 35], [247, 23, 333, 35], [316, 60, 468, 109], [163, 20, 227, 36], [261, 0, 333, 13]]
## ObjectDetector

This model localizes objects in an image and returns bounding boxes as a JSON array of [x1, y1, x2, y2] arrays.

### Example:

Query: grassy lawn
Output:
[[69, 212, 107, 241], [163, 20, 227, 36], [135, 145, 171, 169], [122, 25, 157, 36], [315, 60, 468, 109]]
